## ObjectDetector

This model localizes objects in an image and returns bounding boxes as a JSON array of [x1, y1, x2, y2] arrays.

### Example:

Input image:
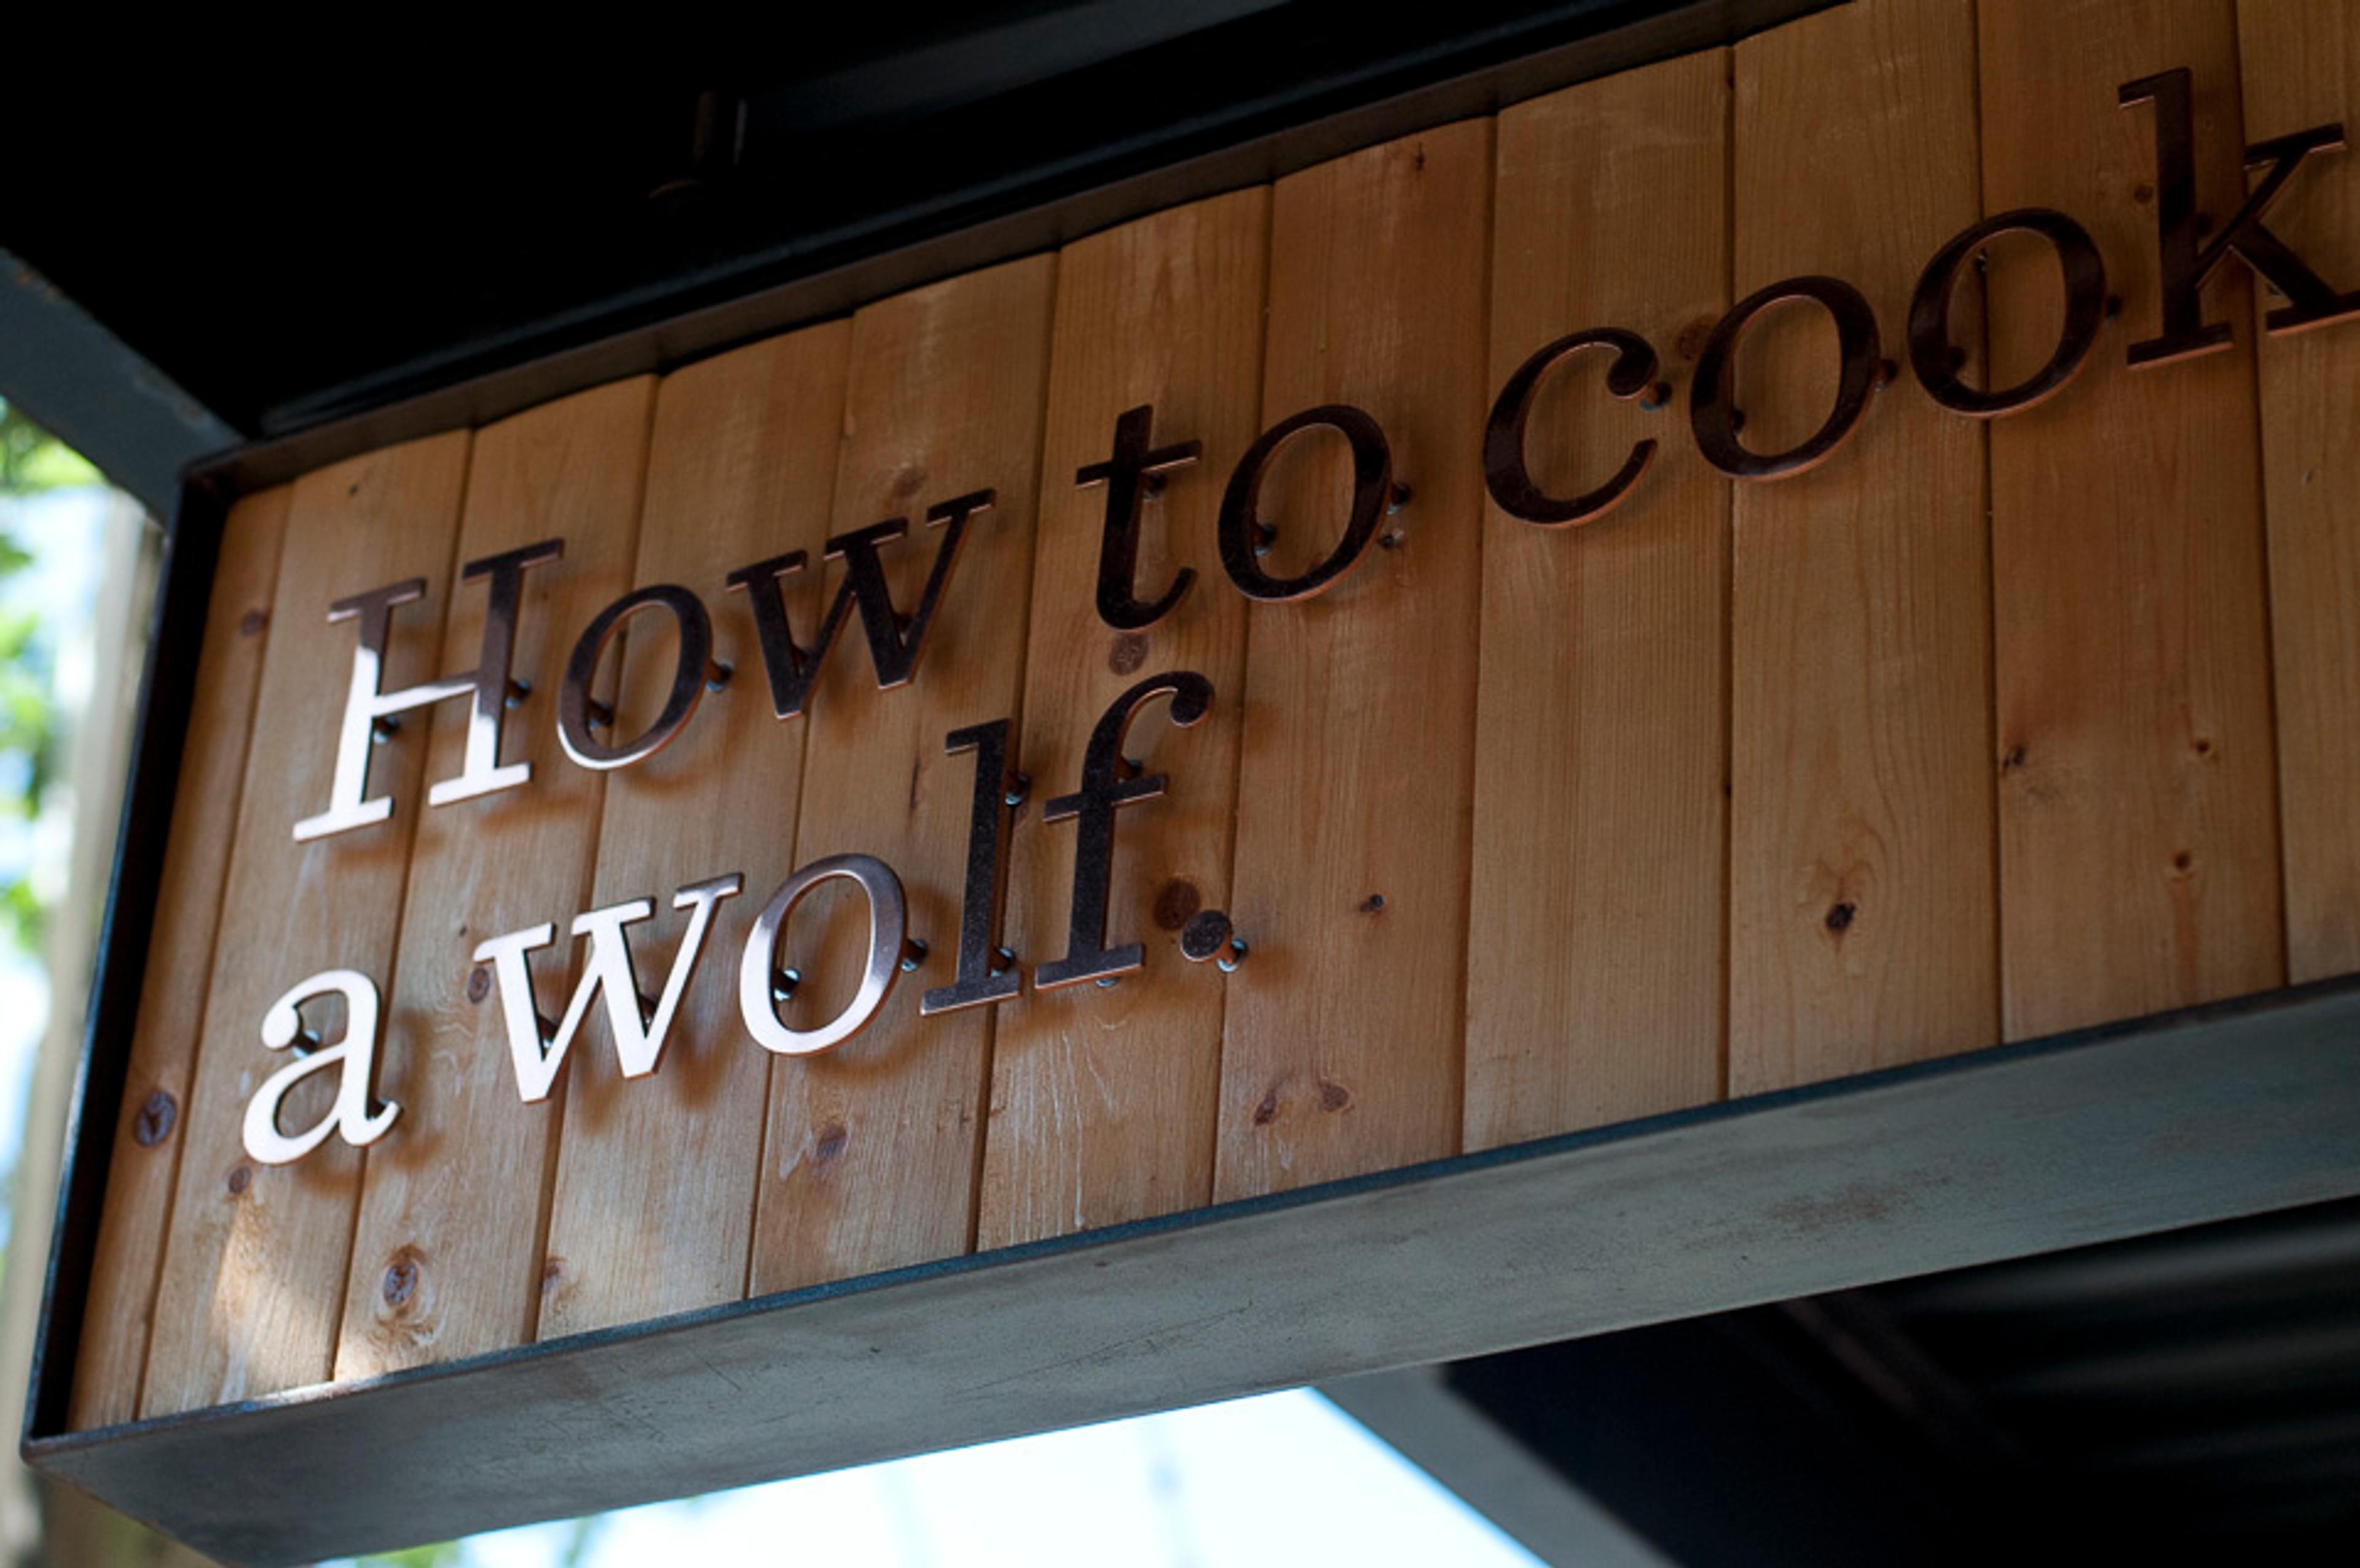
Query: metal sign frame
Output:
[[30, 3, 2360, 1562], [28, 977, 2360, 1564]]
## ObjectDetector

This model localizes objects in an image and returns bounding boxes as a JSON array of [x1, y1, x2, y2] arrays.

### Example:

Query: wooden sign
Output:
[[25, 1, 2360, 1561]]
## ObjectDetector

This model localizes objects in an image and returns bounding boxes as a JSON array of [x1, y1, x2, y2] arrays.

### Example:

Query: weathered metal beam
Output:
[[0, 251, 235, 512], [26, 977, 2360, 1566]]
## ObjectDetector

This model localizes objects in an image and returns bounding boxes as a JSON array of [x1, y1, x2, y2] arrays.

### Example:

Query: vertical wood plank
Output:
[[535, 326, 849, 1338], [1465, 51, 1731, 1148], [1727, 0, 1997, 1094], [2235, 0, 2360, 983], [749, 257, 1055, 1295], [336, 381, 655, 1376], [1213, 123, 1492, 1200], [70, 487, 291, 1430], [977, 191, 1268, 1247], [141, 432, 470, 1416], [1981, 0, 2284, 1038]]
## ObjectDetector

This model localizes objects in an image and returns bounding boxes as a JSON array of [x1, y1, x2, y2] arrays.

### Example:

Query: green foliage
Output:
[[355, 1546, 465, 1568], [0, 397, 86, 955], [0, 402, 100, 495]]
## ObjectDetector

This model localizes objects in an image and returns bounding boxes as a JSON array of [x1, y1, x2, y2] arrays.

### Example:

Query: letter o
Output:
[[1217, 404, 1393, 602], [1689, 275, 1882, 480], [558, 584, 713, 770], [738, 853, 909, 1057], [1908, 208, 2107, 417], [1483, 327, 1661, 526]]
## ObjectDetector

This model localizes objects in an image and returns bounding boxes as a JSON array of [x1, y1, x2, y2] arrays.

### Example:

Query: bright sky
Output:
[[0, 483, 114, 1229], [340, 1388, 1545, 1568]]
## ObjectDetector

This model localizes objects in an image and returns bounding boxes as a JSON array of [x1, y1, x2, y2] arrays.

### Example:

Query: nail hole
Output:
[[1154, 879, 1202, 931], [813, 1123, 850, 1166], [133, 1090, 177, 1147]]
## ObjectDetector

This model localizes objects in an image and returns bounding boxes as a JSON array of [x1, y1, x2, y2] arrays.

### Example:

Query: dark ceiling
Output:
[[2, 1, 1721, 441], [1448, 1198, 2360, 1561]]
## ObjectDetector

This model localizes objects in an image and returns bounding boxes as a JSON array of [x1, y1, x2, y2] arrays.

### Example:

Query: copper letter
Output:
[[737, 854, 910, 1056], [1216, 407, 1392, 602], [921, 719, 1023, 1016], [243, 969, 399, 1164], [1036, 670, 1215, 989], [1483, 327, 1660, 525], [557, 584, 714, 770], [1081, 404, 1202, 631], [725, 489, 994, 719], [473, 874, 744, 1102], [2121, 67, 2360, 367], [293, 539, 560, 840], [1690, 276, 1882, 481], [1909, 209, 2107, 417]]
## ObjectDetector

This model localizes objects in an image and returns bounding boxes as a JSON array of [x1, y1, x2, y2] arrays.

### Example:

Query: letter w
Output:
[[473, 874, 743, 1103], [725, 488, 994, 719]]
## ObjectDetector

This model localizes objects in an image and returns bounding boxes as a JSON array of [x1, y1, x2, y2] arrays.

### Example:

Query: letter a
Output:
[[243, 969, 400, 1165]]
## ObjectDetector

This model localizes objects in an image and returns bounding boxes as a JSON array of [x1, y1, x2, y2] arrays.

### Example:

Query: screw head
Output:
[[1181, 909, 1243, 968]]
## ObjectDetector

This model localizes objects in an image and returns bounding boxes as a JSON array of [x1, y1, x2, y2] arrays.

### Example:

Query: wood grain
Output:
[[748, 257, 1055, 1295], [1465, 50, 1730, 1148], [336, 380, 656, 1376], [535, 327, 849, 1337], [71, 487, 291, 1430], [1213, 122, 1492, 1199], [2235, 0, 2360, 983], [1981, 0, 2284, 1038], [141, 432, 470, 1416], [1726, 0, 1996, 1093], [977, 191, 1270, 1246]]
